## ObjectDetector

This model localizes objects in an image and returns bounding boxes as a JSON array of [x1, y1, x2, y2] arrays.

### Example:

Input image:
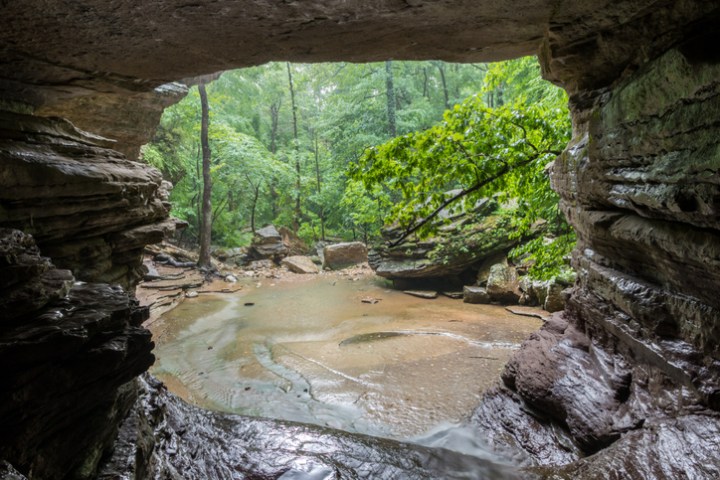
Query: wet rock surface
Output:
[[471, 9, 720, 477], [0, 230, 154, 479], [98, 374, 524, 480]]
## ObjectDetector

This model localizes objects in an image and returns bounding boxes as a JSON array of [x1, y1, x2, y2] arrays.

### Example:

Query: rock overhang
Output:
[[1, 0, 703, 109]]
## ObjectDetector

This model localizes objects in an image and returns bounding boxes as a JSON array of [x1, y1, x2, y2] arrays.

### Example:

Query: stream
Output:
[[149, 272, 542, 464]]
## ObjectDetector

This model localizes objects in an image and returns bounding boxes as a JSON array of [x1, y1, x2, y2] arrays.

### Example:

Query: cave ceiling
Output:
[[0, 0, 661, 108]]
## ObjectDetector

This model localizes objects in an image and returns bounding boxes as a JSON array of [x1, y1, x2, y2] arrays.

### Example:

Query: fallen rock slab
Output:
[[281, 255, 319, 274], [403, 290, 438, 299], [441, 291, 464, 299]]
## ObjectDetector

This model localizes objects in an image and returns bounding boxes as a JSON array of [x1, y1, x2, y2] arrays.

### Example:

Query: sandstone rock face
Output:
[[322, 242, 368, 270], [0, 229, 154, 479], [36, 83, 188, 161], [281, 255, 319, 274], [0, 112, 178, 288]]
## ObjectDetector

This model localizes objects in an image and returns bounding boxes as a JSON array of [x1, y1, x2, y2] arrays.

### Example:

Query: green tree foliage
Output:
[[144, 57, 572, 278], [347, 57, 574, 279], [145, 61, 487, 246]]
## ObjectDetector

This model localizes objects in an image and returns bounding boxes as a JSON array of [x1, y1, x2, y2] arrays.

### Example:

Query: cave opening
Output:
[[141, 57, 572, 454]]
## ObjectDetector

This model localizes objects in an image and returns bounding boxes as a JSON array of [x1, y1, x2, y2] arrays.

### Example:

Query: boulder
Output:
[[476, 252, 509, 286], [249, 226, 288, 261], [322, 242, 368, 270], [281, 256, 319, 274], [463, 286, 490, 304], [486, 262, 521, 304]]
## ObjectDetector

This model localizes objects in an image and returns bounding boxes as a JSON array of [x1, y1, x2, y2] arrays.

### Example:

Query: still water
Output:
[[150, 273, 541, 444]]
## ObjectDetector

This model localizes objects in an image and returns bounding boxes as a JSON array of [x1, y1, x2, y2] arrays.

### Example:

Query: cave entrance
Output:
[[139, 56, 573, 450]]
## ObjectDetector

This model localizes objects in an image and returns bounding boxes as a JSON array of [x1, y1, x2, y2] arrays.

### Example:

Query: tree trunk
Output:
[[250, 184, 260, 234], [313, 131, 326, 241], [385, 60, 397, 138], [197, 83, 213, 268], [269, 102, 281, 154], [422, 66, 429, 98], [287, 62, 302, 231], [436, 61, 449, 109]]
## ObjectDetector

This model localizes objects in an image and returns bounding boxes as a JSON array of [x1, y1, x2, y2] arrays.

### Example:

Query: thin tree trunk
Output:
[[250, 184, 260, 234], [436, 61, 449, 109], [385, 60, 397, 138], [197, 83, 213, 268], [313, 131, 325, 241], [287, 62, 301, 231], [269, 102, 281, 154], [422, 67, 429, 98]]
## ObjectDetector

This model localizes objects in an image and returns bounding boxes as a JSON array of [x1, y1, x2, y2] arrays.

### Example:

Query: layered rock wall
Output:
[[471, 2, 720, 476], [0, 229, 154, 479], [0, 111, 178, 288]]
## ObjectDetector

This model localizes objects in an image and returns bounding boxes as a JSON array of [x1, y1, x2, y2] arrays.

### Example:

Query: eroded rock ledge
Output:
[[0, 111, 180, 288]]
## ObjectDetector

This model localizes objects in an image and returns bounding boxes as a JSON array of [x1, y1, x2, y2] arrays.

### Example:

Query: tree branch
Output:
[[387, 155, 538, 247]]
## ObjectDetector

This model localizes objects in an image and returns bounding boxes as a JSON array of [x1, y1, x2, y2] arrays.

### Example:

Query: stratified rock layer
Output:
[[472, 5, 720, 477], [0, 111, 178, 288], [370, 199, 518, 282]]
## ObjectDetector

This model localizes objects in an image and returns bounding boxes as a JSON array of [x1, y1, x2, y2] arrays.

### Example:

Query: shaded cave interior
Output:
[[1, 1, 720, 478]]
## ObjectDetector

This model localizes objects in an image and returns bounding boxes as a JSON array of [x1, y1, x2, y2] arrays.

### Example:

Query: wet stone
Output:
[[98, 374, 525, 479], [403, 290, 438, 299]]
